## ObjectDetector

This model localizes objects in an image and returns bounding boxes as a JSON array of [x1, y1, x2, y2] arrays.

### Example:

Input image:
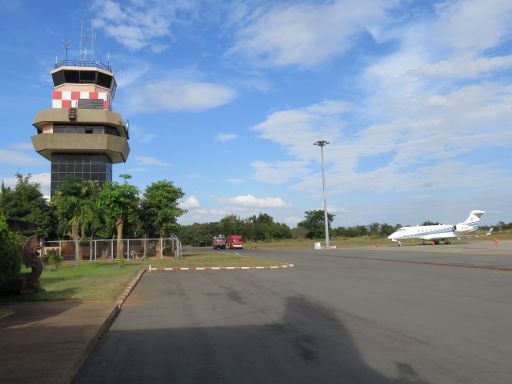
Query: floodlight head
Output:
[[314, 140, 330, 147]]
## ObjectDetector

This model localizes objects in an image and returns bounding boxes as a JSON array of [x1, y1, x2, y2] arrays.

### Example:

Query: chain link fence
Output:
[[42, 236, 182, 261]]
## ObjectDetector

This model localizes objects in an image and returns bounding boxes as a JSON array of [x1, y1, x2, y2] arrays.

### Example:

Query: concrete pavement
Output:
[[0, 301, 113, 384], [0, 267, 145, 384], [76, 243, 512, 383]]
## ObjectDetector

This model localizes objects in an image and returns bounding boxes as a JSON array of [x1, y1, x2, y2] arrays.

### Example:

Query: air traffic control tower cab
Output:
[[32, 58, 130, 196]]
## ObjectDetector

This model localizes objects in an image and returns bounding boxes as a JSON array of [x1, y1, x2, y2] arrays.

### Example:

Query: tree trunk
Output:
[[116, 217, 124, 260], [71, 222, 81, 266]]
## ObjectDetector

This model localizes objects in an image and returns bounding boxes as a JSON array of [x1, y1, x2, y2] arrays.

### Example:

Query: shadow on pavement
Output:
[[75, 296, 429, 384], [0, 300, 80, 329]]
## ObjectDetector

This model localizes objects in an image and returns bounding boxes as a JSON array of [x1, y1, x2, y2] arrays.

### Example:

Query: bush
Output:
[[0, 214, 21, 285], [44, 252, 63, 270]]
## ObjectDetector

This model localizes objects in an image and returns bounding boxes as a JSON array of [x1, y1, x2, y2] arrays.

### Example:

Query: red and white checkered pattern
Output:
[[52, 91, 110, 110]]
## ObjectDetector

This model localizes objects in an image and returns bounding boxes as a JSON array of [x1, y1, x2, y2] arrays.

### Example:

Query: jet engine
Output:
[[453, 223, 472, 233]]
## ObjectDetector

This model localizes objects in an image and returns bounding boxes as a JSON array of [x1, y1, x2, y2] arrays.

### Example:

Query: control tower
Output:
[[31, 57, 130, 196]]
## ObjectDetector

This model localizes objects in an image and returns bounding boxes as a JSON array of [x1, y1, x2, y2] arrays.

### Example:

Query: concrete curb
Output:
[[67, 267, 146, 383], [148, 264, 295, 272]]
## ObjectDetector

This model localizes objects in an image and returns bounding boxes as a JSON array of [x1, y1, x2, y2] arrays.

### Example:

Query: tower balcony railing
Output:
[[54, 60, 112, 72]]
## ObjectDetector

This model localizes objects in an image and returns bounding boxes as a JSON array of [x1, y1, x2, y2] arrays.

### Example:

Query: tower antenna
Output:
[[80, 20, 83, 60], [90, 21, 96, 61], [62, 39, 70, 61]]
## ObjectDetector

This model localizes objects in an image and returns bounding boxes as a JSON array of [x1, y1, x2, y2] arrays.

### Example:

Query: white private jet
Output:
[[388, 210, 488, 246]]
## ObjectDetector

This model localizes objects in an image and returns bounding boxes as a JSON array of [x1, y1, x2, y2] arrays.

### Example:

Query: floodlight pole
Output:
[[314, 140, 330, 249]]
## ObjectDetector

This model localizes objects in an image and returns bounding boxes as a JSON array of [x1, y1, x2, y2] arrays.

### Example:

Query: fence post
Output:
[[111, 239, 114, 259], [59, 240, 62, 256], [160, 237, 163, 259], [143, 237, 147, 258], [94, 240, 97, 261], [127, 239, 130, 259]]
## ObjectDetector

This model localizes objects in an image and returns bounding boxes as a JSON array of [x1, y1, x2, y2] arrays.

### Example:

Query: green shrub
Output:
[[45, 252, 63, 270], [0, 214, 21, 285]]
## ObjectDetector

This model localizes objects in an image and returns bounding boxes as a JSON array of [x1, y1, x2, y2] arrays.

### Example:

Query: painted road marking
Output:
[[148, 264, 295, 272]]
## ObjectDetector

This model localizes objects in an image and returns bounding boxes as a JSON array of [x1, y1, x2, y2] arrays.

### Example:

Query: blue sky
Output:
[[1, 0, 511, 227]]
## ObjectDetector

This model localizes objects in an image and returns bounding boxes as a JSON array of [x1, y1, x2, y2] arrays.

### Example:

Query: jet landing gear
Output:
[[432, 240, 451, 245]]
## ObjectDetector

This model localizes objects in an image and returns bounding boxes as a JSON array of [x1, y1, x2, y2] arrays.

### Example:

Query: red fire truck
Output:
[[212, 235, 226, 249], [226, 235, 243, 249]]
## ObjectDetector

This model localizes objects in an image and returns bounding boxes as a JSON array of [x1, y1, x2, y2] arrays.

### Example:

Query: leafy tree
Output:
[[297, 209, 334, 239], [52, 178, 99, 239], [177, 213, 292, 245], [273, 222, 293, 239], [291, 226, 308, 239], [52, 178, 101, 265], [246, 213, 292, 241], [218, 215, 243, 236], [0, 214, 21, 285], [140, 180, 185, 237], [99, 175, 140, 260], [0, 173, 55, 238], [380, 223, 398, 237], [76, 183, 104, 240], [177, 222, 220, 246]]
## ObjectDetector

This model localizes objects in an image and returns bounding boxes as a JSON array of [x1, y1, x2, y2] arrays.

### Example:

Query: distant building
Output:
[[31, 58, 130, 196]]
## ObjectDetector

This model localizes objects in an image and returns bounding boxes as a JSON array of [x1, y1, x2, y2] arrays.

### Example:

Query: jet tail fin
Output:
[[464, 210, 485, 224]]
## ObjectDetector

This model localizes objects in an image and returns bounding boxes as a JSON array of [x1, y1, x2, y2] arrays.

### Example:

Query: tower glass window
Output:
[[51, 153, 112, 196]]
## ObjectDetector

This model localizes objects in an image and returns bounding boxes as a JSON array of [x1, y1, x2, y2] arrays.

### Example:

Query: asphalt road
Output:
[[76, 243, 512, 383]]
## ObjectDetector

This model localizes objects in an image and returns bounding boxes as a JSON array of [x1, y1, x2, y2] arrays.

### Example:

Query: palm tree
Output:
[[52, 179, 99, 266]]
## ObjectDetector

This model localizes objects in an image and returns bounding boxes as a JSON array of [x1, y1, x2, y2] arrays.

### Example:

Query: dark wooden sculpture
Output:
[[20, 235, 43, 292]]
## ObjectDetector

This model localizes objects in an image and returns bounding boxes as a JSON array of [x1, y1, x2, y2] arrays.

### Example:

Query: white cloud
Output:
[[179, 208, 234, 224], [432, 0, 512, 53], [126, 167, 150, 173], [179, 195, 201, 209], [0, 149, 44, 166], [0, 173, 51, 196], [127, 123, 157, 144], [252, 100, 351, 161], [251, 161, 311, 184], [10, 142, 33, 150], [127, 79, 237, 112], [230, 0, 396, 68], [215, 133, 238, 142], [187, 172, 201, 179], [91, 0, 195, 51], [116, 62, 152, 88], [139, 134, 157, 144], [419, 54, 512, 79], [135, 156, 172, 167], [227, 178, 245, 184], [222, 194, 291, 209]]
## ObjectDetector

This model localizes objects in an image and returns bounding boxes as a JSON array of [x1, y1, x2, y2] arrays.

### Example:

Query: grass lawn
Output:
[[147, 251, 280, 268], [243, 230, 512, 249], [0, 251, 280, 303], [244, 237, 388, 249]]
